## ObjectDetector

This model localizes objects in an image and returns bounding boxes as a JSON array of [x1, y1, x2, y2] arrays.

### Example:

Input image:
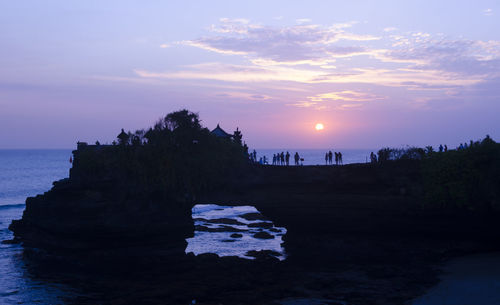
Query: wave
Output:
[[0, 203, 26, 210]]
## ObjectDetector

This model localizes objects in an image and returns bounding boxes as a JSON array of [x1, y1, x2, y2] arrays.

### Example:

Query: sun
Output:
[[315, 123, 324, 131]]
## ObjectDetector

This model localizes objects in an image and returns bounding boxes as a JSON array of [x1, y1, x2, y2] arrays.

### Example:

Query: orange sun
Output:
[[315, 123, 324, 131]]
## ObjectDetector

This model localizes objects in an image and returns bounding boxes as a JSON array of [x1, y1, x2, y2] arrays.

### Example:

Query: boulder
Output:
[[253, 232, 275, 239]]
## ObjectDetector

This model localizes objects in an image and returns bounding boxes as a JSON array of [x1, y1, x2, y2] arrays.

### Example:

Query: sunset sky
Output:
[[1, 1, 499, 149]]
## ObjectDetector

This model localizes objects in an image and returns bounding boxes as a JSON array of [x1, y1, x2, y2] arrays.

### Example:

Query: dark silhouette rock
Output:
[[205, 218, 246, 226], [240, 212, 267, 221], [248, 222, 273, 229], [246, 249, 282, 258], [195, 225, 247, 233], [1, 238, 20, 244], [253, 231, 274, 239], [230, 233, 243, 238]]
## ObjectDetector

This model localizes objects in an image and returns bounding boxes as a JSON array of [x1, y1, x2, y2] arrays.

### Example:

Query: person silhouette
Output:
[[294, 152, 300, 166], [339, 152, 343, 165], [335, 152, 339, 165], [280, 152, 285, 165], [286, 151, 290, 166], [325, 152, 328, 165], [328, 151, 333, 165]]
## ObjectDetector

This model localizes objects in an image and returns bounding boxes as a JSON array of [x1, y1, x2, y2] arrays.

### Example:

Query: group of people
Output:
[[438, 144, 449, 152], [324, 151, 343, 165], [249, 150, 303, 166], [271, 151, 302, 166], [273, 151, 289, 165], [251, 150, 347, 166]]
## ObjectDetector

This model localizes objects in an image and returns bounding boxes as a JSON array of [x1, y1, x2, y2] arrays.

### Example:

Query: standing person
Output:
[[294, 152, 300, 166], [328, 151, 333, 165], [325, 152, 328, 165], [335, 152, 339, 165], [280, 152, 285, 166], [439, 144, 443, 152], [444, 145, 448, 152], [339, 152, 343, 165], [252, 150, 257, 162], [286, 151, 290, 166]]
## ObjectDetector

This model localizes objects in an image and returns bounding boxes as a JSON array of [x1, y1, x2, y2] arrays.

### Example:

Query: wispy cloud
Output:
[[128, 20, 500, 111], [296, 18, 312, 24], [308, 90, 385, 102], [484, 8, 493, 16], [180, 19, 380, 66]]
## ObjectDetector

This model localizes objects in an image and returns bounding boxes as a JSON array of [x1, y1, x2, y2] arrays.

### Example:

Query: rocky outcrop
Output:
[[9, 157, 500, 304], [10, 176, 193, 259]]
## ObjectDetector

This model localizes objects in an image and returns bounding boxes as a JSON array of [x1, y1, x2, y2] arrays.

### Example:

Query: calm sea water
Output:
[[0, 149, 73, 304]]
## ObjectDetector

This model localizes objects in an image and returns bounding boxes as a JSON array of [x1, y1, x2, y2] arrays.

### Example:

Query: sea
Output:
[[1, 149, 499, 304]]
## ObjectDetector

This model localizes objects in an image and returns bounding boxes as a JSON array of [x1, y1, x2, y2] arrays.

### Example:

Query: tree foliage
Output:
[[422, 136, 500, 211], [72, 110, 249, 205]]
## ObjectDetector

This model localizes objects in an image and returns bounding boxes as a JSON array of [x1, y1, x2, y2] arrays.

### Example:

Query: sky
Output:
[[1, 0, 499, 149]]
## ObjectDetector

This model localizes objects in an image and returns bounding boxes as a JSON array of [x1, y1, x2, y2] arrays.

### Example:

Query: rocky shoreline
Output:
[[8, 160, 500, 304]]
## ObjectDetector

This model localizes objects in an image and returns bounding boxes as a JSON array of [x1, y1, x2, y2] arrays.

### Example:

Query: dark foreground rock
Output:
[[253, 231, 275, 239], [10, 161, 500, 304], [9, 178, 194, 259], [248, 221, 274, 229]]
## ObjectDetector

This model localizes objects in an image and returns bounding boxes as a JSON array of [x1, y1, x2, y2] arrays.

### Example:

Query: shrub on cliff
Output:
[[422, 136, 500, 211], [72, 110, 249, 204], [377, 147, 426, 163]]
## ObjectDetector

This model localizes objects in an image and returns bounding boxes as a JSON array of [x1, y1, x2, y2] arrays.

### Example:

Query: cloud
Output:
[[181, 19, 380, 66], [484, 8, 493, 16], [160, 43, 170, 48], [383, 27, 397, 32], [134, 61, 484, 89], [215, 91, 272, 101], [379, 33, 500, 77], [296, 18, 312, 24], [124, 21, 500, 112], [308, 90, 385, 102]]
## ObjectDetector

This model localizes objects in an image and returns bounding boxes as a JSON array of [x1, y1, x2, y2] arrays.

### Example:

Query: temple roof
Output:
[[211, 124, 232, 138]]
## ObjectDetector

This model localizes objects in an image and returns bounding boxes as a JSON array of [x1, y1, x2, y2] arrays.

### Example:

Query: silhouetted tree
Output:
[[233, 127, 243, 145]]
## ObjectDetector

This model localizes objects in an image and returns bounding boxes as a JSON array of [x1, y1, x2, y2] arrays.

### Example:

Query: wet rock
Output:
[[193, 218, 208, 222], [269, 228, 281, 233], [196, 253, 219, 261], [205, 218, 246, 226], [253, 231, 274, 239], [195, 225, 247, 233], [240, 212, 267, 221], [230, 233, 243, 238], [248, 222, 273, 229], [1, 238, 20, 245], [245, 250, 282, 262]]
